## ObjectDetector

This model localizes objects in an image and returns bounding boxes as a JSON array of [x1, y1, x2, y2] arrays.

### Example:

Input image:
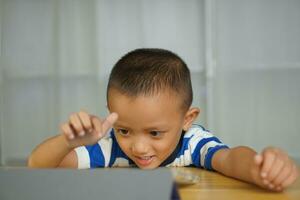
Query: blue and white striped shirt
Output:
[[74, 124, 229, 170]]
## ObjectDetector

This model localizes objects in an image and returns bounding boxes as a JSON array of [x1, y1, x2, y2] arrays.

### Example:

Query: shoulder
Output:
[[74, 129, 117, 168], [183, 124, 214, 140], [182, 124, 225, 157], [188, 125, 229, 169]]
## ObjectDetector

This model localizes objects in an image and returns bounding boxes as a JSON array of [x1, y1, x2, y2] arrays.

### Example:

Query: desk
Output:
[[177, 167, 300, 200]]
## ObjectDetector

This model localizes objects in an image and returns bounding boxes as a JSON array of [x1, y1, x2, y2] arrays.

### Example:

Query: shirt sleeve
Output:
[[189, 125, 229, 171], [74, 131, 114, 169]]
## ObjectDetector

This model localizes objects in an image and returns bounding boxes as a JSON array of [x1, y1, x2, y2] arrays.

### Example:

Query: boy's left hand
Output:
[[253, 147, 299, 191]]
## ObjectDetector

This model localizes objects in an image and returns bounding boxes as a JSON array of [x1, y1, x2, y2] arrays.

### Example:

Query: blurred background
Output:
[[0, 0, 299, 166]]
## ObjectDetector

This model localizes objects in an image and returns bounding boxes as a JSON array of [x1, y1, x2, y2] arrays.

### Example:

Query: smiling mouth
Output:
[[134, 156, 155, 166]]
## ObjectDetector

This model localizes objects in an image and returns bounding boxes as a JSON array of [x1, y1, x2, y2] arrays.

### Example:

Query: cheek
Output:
[[155, 137, 178, 155], [115, 136, 131, 151], [157, 131, 182, 155]]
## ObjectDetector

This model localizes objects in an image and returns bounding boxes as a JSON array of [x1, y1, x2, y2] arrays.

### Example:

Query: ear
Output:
[[182, 107, 200, 131]]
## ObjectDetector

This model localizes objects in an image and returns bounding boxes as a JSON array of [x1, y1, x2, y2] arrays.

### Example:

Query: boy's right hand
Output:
[[60, 111, 118, 148]]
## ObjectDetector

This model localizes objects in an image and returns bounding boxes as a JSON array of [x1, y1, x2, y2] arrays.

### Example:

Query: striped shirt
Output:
[[74, 124, 229, 170]]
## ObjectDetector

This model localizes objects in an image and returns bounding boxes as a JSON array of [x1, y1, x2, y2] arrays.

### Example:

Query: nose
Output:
[[131, 140, 150, 155]]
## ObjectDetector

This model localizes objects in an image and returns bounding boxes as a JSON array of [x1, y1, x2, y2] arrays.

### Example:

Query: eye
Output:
[[149, 131, 161, 137], [117, 129, 129, 136]]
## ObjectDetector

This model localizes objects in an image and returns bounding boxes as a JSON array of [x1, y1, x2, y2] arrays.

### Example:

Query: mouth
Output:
[[134, 155, 155, 167]]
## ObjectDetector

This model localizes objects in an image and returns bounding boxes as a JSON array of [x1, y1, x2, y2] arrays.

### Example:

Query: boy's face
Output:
[[108, 89, 190, 169]]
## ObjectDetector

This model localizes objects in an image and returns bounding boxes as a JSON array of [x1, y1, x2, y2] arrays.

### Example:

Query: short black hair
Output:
[[107, 48, 193, 112]]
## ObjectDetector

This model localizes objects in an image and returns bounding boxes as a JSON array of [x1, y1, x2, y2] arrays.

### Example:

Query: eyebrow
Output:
[[114, 123, 129, 129], [143, 126, 168, 131], [114, 122, 168, 131]]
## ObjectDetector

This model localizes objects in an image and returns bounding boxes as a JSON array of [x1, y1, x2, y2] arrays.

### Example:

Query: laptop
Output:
[[0, 167, 179, 200]]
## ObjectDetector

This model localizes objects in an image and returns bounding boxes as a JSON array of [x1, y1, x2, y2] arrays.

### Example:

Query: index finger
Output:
[[101, 112, 118, 134]]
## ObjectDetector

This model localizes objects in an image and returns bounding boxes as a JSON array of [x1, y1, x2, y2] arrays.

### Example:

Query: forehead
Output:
[[107, 89, 184, 128]]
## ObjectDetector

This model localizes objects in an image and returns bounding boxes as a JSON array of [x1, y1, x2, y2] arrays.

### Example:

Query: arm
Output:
[[212, 146, 299, 191], [27, 111, 118, 168], [27, 135, 77, 168]]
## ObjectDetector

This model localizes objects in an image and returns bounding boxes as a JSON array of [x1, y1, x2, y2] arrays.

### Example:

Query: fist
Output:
[[253, 147, 299, 191], [60, 110, 118, 148]]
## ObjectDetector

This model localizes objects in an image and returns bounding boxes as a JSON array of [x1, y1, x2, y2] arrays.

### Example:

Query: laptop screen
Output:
[[0, 167, 179, 200]]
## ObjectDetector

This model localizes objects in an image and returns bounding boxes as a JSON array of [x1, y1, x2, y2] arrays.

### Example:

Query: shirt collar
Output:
[[159, 131, 185, 167]]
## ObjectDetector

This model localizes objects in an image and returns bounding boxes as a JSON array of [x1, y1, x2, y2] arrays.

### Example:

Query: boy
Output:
[[28, 48, 298, 192]]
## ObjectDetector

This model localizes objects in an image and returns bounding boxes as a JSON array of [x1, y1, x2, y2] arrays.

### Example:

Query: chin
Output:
[[137, 165, 159, 170], [135, 162, 161, 170]]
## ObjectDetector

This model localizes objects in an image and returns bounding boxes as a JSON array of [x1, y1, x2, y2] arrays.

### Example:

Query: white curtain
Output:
[[0, 0, 299, 166]]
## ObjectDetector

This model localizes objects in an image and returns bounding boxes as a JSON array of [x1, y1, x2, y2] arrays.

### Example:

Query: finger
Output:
[[254, 154, 263, 166], [253, 154, 267, 185], [101, 113, 118, 134], [272, 160, 292, 186], [69, 113, 84, 136], [61, 123, 75, 140], [267, 157, 285, 182], [260, 150, 276, 178], [78, 111, 93, 132], [91, 116, 102, 135], [281, 165, 299, 188], [275, 186, 283, 192]]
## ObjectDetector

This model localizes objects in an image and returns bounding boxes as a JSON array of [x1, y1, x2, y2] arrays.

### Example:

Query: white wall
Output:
[[211, 0, 300, 159], [0, 0, 3, 165], [0, 0, 206, 165]]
